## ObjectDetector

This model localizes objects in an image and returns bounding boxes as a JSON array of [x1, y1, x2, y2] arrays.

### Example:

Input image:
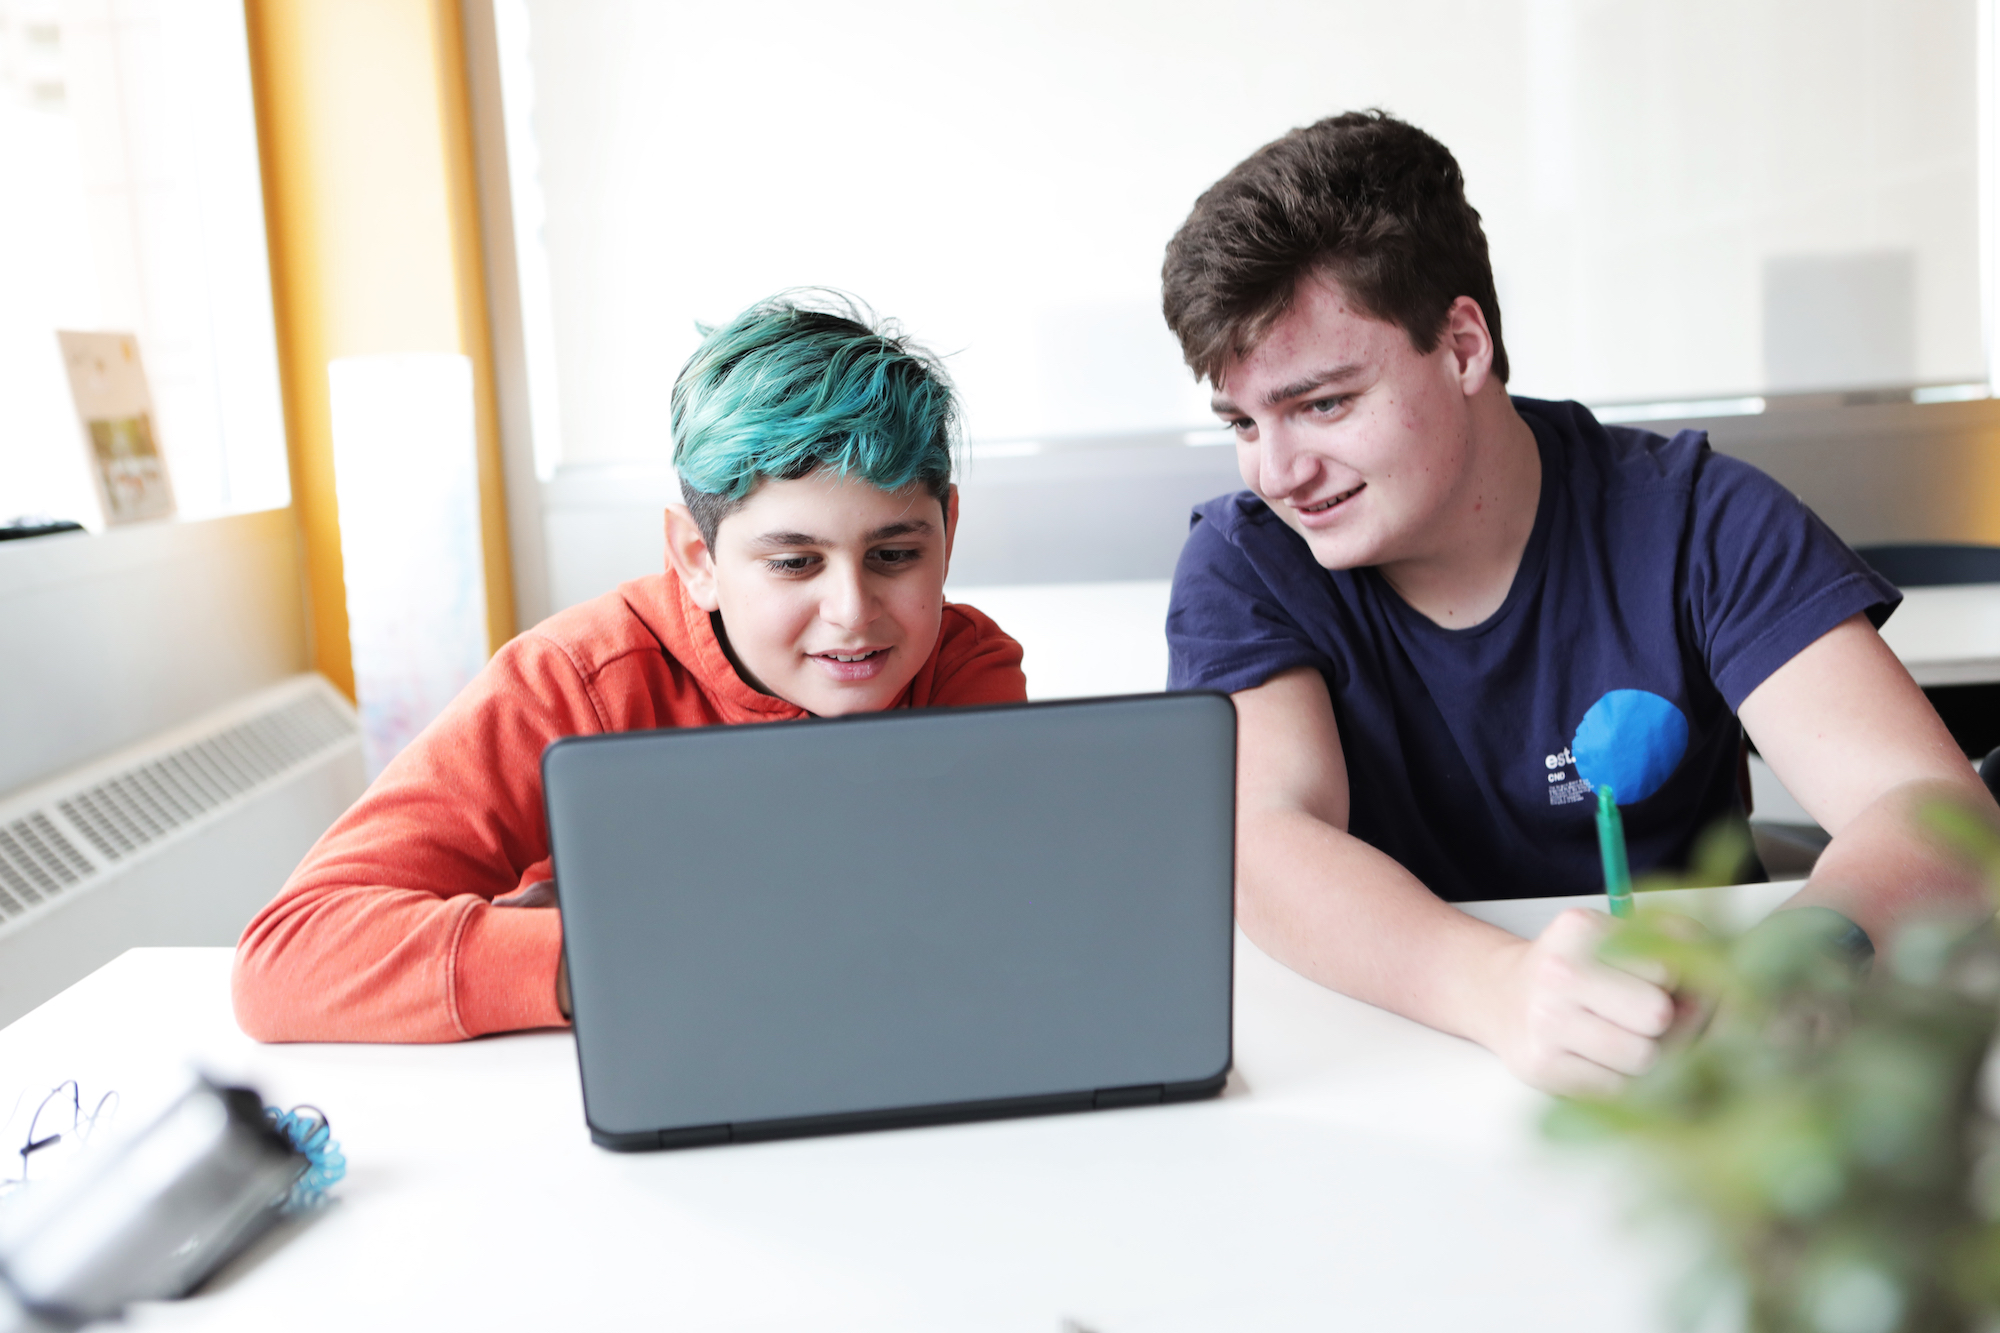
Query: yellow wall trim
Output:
[[245, 0, 516, 701]]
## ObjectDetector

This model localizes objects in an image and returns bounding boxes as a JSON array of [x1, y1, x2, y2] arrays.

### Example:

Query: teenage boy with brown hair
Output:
[[1161, 110, 1994, 1096]]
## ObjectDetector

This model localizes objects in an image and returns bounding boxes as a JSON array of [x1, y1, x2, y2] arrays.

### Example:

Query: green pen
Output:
[[1594, 785, 1634, 918]]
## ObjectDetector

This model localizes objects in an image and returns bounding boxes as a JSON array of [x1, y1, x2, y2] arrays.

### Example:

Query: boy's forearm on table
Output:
[[1236, 806, 1524, 1049], [1789, 775, 1998, 946], [234, 877, 567, 1041]]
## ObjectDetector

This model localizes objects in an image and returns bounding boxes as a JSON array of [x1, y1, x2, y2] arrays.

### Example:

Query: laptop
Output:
[[543, 692, 1236, 1150]]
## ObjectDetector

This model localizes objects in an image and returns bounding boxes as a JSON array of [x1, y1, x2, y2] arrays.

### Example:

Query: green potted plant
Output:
[[1547, 814, 2000, 1333]]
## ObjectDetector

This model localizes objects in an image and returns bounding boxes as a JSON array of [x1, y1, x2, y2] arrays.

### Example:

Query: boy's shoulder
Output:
[[914, 600, 1029, 707], [1186, 488, 1285, 554], [490, 571, 786, 732], [1514, 396, 1712, 493], [937, 598, 1013, 649], [513, 574, 691, 685], [1513, 397, 1810, 545]]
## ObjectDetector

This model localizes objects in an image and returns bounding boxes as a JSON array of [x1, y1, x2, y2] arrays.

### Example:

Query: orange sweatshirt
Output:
[[233, 571, 1026, 1043]]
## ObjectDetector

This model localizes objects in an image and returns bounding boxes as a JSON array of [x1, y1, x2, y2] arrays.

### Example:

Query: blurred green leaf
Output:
[[1922, 801, 2000, 890], [1688, 820, 1757, 889], [1545, 803, 2000, 1331]]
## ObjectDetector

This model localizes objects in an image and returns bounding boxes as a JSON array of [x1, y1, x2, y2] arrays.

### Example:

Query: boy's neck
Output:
[[707, 609, 779, 702], [1374, 389, 1542, 630]]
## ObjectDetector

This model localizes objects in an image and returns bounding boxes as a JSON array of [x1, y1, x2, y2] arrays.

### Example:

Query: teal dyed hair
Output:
[[671, 291, 958, 546]]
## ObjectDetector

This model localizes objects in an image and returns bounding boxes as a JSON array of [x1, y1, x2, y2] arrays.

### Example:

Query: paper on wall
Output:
[[57, 331, 177, 526]]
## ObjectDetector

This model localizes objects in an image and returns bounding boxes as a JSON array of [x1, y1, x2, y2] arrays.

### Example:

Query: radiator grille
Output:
[[0, 814, 93, 920], [54, 691, 353, 867]]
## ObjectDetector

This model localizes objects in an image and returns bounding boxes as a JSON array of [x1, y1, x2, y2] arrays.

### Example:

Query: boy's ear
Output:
[[663, 504, 721, 611], [942, 484, 959, 569], [1444, 294, 1497, 397]]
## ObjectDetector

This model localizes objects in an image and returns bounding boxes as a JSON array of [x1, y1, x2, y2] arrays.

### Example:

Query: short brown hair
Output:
[[1161, 110, 1508, 385]]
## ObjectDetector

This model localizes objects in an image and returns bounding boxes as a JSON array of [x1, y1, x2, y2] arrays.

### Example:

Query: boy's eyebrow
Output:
[[746, 519, 935, 550], [866, 519, 933, 541], [747, 530, 824, 550], [1210, 363, 1366, 416]]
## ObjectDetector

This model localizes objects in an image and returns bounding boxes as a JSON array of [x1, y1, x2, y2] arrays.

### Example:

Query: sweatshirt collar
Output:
[[663, 568, 812, 723]]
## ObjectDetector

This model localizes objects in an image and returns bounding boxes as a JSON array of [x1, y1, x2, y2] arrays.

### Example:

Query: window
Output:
[[0, 0, 285, 529]]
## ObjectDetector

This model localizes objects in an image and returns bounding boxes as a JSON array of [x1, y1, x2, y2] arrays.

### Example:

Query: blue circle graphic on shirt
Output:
[[1571, 690, 1689, 806]]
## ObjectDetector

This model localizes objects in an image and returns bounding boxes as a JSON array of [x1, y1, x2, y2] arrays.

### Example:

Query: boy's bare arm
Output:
[[1739, 614, 1997, 944], [1235, 667, 1674, 1096]]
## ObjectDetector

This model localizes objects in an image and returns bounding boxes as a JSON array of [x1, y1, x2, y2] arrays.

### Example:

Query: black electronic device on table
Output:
[[543, 692, 1236, 1151]]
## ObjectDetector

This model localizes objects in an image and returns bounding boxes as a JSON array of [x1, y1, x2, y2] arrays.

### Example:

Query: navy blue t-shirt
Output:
[[1165, 397, 1900, 901]]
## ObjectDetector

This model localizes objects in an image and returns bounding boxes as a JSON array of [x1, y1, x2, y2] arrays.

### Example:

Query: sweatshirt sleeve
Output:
[[233, 632, 602, 1042], [922, 602, 1029, 705]]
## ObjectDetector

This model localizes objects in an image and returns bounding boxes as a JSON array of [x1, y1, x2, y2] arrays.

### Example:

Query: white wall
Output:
[[460, 1, 1994, 624], [508, 0, 1981, 479], [0, 509, 310, 797]]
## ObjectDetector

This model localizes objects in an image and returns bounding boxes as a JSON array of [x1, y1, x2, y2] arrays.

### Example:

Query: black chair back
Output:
[[1855, 543, 2000, 761], [1855, 542, 2000, 588]]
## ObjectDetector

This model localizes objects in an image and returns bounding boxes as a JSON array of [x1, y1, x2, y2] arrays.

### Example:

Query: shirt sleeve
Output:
[[231, 633, 594, 1043], [1166, 502, 1337, 695], [1685, 446, 1902, 711]]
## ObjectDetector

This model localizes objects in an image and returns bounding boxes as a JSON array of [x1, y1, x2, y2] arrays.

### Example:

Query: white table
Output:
[[0, 883, 1798, 1332], [1876, 583, 2000, 687]]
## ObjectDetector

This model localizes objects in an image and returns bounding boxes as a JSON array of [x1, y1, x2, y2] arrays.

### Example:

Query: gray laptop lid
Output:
[[544, 692, 1235, 1148]]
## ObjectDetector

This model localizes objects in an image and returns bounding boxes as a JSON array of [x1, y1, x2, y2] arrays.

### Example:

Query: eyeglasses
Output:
[[0, 1081, 119, 1199]]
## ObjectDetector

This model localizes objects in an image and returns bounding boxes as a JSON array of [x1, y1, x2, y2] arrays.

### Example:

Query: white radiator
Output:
[[0, 675, 365, 1028]]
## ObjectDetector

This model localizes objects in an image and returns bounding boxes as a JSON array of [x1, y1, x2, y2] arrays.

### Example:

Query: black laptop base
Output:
[[592, 1071, 1231, 1152]]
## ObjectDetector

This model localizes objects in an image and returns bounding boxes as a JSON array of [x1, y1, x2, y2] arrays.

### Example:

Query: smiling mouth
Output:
[[1299, 483, 1365, 515], [809, 647, 890, 683]]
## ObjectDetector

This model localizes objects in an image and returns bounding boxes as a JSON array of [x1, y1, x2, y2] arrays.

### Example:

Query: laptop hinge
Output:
[[1092, 1084, 1164, 1109]]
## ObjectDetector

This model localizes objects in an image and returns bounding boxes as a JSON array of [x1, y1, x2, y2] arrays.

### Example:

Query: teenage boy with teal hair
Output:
[[1161, 111, 1997, 1096], [235, 293, 1026, 1042]]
